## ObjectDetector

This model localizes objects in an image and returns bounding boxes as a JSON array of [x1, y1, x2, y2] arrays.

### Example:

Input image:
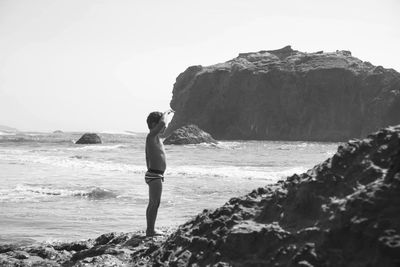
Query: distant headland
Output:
[[0, 125, 18, 133], [165, 46, 400, 141]]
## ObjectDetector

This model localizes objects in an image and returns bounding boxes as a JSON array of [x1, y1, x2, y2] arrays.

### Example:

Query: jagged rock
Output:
[[75, 133, 102, 144], [166, 46, 400, 141], [163, 124, 217, 145], [0, 231, 171, 267], [134, 125, 400, 266]]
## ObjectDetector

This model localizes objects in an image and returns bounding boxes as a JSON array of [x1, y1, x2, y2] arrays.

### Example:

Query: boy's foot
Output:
[[146, 229, 164, 237]]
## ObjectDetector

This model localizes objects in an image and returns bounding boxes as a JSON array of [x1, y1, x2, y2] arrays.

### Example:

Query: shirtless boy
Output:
[[145, 110, 173, 236]]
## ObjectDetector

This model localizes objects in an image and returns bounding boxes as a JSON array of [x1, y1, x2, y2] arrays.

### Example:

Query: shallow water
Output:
[[0, 131, 339, 244]]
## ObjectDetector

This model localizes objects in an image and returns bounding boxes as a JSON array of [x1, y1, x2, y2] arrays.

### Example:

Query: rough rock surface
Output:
[[166, 46, 400, 141], [75, 133, 102, 144], [0, 231, 171, 267], [163, 124, 217, 145], [1, 125, 399, 266], [134, 125, 400, 266]]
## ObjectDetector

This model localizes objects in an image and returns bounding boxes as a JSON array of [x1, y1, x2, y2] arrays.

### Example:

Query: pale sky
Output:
[[0, 0, 399, 132]]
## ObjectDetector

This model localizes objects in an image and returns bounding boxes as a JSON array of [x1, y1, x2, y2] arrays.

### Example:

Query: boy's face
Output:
[[160, 125, 166, 134], [149, 122, 166, 134], [150, 122, 157, 130]]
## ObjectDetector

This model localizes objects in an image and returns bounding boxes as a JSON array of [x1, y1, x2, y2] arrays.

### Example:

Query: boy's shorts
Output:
[[145, 169, 164, 184]]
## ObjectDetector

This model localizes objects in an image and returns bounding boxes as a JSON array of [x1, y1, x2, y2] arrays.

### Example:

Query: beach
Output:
[[0, 131, 337, 244], [1, 126, 399, 266]]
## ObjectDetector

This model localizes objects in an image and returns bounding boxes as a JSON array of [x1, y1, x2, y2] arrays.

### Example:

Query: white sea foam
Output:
[[69, 144, 127, 151], [0, 146, 307, 180], [0, 184, 118, 202], [100, 130, 138, 135], [178, 141, 244, 150], [0, 131, 16, 136], [25, 133, 50, 136], [0, 154, 143, 173], [26, 144, 128, 153], [168, 165, 306, 181], [211, 141, 244, 149]]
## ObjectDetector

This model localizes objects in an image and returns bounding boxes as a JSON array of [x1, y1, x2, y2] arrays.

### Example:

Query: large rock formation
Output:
[[75, 133, 102, 144], [1, 125, 399, 266], [166, 46, 400, 141], [163, 124, 217, 145]]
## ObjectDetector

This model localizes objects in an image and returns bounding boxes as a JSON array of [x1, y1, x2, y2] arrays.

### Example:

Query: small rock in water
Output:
[[164, 124, 217, 145], [75, 133, 102, 144]]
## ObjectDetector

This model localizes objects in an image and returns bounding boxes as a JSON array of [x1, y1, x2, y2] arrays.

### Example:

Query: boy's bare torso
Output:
[[145, 134, 166, 172]]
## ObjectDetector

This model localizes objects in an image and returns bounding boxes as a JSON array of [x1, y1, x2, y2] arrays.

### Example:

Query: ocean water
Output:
[[0, 131, 339, 245]]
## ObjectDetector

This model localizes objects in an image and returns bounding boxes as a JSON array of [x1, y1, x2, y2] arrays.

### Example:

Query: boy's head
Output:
[[146, 111, 163, 130]]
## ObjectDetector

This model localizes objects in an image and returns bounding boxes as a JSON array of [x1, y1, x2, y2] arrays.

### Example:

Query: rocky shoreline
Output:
[[1, 125, 400, 266], [0, 230, 172, 267]]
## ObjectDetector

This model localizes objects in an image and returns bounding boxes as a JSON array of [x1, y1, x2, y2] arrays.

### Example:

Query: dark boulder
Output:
[[166, 46, 400, 141], [75, 133, 102, 144], [163, 125, 217, 145]]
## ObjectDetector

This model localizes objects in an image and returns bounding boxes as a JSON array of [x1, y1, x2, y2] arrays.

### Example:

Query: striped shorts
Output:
[[145, 170, 164, 184]]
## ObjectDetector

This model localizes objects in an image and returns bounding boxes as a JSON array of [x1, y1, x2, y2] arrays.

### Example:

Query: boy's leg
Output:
[[146, 179, 162, 236]]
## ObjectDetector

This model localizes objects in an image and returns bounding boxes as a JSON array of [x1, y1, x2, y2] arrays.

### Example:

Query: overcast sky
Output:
[[0, 0, 399, 132]]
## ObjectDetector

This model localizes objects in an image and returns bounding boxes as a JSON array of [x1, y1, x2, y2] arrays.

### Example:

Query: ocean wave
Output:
[[0, 150, 144, 173], [0, 137, 33, 143], [0, 136, 74, 144], [70, 155, 90, 160], [26, 144, 129, 153], [167, 165, 306, 180], [0, 148, 307, 180], [180, 141, 244, 150], [68, 144, 128, 151], [209, 141, 243, 149], [75, 187, 118, 199], [275, 142, 339, 150], [0, 185, 118, 202], [0, 131, 17, 136], [100, 130, 138, 136]]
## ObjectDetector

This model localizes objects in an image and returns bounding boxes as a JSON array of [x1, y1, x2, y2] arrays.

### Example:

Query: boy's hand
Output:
[[165, 109, 174, 114]]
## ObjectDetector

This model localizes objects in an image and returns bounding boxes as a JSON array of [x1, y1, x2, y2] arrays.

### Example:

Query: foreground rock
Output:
[[166, 46, 400, 141], [163, 124, 217, 145], [134, 125, 400, 266], [0, 231, 171, 267], [75, 133, 102, 144]]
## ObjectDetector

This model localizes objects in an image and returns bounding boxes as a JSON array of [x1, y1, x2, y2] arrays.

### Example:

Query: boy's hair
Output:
[[146, 111, 163, 129]]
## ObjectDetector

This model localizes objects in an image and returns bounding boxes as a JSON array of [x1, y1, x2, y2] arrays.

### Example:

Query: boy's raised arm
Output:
[[148, 110, 174, 136]]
